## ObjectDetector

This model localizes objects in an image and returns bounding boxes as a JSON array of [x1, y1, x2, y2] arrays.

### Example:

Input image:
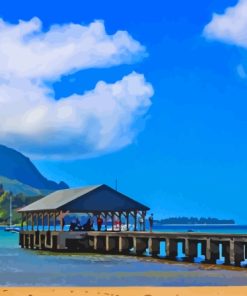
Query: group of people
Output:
[[68, 213, 154, 232], [138, 213, 154, 232], [69, 216, 93, 231], [69, 215, 103, 232]]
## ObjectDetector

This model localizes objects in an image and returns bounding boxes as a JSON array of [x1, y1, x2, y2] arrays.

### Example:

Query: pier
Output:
[[19, 230, 247, 266], [18, 184, 247, 267]]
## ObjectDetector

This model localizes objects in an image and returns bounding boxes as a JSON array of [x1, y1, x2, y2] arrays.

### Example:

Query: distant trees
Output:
[[154, 216, 235, 225], [0, 185, 43, 224]]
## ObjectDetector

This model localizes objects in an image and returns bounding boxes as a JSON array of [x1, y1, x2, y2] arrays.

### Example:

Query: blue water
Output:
[[1, 225, 247, 286], [154, 224, 247, 234]]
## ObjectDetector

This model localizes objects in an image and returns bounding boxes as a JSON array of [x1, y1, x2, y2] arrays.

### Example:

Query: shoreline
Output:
[[1, 287, 247, 296]]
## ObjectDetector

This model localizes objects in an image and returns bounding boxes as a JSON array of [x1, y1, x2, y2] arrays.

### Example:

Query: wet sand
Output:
[[0, 287, 247, 296]]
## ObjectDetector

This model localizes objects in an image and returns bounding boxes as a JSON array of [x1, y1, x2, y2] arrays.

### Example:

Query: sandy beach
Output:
[[1, 287, 247, 296]]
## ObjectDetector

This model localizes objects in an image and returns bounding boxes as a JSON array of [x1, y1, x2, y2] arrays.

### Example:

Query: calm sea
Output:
[[1, 225, 247, 286]]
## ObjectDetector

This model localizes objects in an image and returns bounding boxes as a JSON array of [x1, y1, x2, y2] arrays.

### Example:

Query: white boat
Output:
[[4, 226, 20, 233]]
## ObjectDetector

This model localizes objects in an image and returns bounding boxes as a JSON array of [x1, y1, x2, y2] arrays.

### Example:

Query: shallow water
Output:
[[1, 227, 247, 286]]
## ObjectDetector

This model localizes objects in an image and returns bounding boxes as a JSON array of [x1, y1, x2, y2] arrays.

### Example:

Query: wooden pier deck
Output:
[[19, 230, 247, 267]]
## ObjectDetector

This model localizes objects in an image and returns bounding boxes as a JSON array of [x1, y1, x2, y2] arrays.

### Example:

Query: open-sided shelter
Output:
[[18, 184, 150, 231]]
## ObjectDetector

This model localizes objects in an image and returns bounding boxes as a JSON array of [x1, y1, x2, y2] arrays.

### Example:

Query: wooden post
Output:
[[119, 236, 123, 252], [21, 213, 24, 230], [59, 210, 63, 231], [42, 212, 44, 231], [111, 212, 114, 231], [48, 212, 50, 231], [54, 211, 56, 231], [119, 212, 122, 232], [143, 211, 146, 231], [26, 212, 29, 231], [104, 212, 108, 231], [37, 213, 40, 231], [58, 210, 69, 231], [33, 213, 36, 230], [105, 236, 109, 251], [31, 213, 34, 230], [134, 211, 137, 231], [126, 212, 129, 231], [94, 236, 98, 251], [36, 213, 39, 231]]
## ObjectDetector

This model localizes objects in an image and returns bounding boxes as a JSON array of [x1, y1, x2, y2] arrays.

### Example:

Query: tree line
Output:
[[154, 216, 235, 225], [0, 188, 42, 224]]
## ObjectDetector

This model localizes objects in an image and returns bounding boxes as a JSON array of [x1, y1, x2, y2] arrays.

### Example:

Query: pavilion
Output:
[[18, 184, 150, 231]]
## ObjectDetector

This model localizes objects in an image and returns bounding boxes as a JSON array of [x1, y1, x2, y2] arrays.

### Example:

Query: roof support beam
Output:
[[134, 211, 137, 231], [126, 212, 129, 231], [143, 211, 146, 231], [47, 212, 50, 231], [42, 212, 44, 231], [54, 211, 56, 231], [21, 212, 24, 231], [119, 212, 122, 232], [26, 212, 28, 231], [111, 212, 114, 231], [36, 212, 39, 231], [31, 213, 34, 231], [37, 212, 40, 231]]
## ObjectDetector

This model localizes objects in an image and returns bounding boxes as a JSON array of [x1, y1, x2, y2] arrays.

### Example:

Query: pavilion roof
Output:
[[18, 184, 150, 213]]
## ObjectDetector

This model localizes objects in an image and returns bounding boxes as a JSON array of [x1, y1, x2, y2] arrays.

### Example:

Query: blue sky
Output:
[[1, 0, 247, 222]]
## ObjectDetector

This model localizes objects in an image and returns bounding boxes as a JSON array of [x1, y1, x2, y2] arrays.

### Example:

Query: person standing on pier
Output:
[[139, 215, 144, 231], [148, 213, 154, 232], [97, 215, 103, 231]]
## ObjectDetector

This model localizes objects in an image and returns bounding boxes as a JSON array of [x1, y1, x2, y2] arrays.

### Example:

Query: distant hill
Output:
[[154, 217, 235, 225], [0, 176, 52, 196], [0, 145, 69, 191]]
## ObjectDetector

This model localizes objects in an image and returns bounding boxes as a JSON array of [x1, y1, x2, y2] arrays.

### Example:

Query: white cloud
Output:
[[0, 17, 145, 80], [0, 18, 153, 159], [203, 0, 247, 48]]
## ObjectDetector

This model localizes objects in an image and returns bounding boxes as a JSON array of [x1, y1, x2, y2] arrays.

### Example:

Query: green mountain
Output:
[[0, 145, 70, 224], [0, 144, 68, 190], [0, 176, 52, 197]]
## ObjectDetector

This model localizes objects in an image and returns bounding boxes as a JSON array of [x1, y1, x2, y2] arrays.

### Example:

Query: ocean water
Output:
[[154, 224, 247, 234], [1, 225, 247, 286]]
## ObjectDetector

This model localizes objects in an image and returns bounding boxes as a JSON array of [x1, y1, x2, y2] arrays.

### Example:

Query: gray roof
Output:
[[18, 185, 101, 212], [18, 184, 150, 213]]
